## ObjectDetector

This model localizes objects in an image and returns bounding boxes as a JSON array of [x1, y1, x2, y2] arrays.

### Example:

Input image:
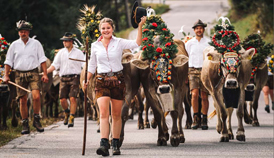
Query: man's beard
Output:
[[196, 33, 203, 37]]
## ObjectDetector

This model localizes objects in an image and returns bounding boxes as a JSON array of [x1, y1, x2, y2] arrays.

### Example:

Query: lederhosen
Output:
[[59, 74, 80, 99], [15, 67, 40, 98], [95, 70, 125, 100]]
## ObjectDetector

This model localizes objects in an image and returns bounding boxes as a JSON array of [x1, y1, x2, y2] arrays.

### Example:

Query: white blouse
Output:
[[52, 47, 85, 76], [4, 38, 47, 71], [185, 37, 210, 68], [88, 36, 139, 74]]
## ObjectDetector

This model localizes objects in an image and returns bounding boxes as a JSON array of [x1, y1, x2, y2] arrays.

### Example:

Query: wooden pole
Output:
[[0, 78, 31, 93], [82, 36, 89, 155]]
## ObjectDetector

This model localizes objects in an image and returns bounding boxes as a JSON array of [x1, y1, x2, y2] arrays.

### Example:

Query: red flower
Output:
[[165, 42, 171, 47], [156, 47, 162, 53], [143, 29, 149, 32], [142, 37, 148, 41], [0, 37, 4, 40], [142, 46, 147, 50], [167, 71, 171, 75], [152, 23, 158, 27], [3, 41, 7, 45], [162, 28, 167, 31]]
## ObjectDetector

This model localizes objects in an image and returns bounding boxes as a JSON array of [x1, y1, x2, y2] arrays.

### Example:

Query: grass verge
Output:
[[0, 117, 62, 147]]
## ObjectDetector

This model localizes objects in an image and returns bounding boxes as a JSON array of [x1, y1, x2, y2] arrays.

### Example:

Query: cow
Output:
[[120, 38, 189, 147], [201, 46, 255, 142], [244, 60, 268, 126]]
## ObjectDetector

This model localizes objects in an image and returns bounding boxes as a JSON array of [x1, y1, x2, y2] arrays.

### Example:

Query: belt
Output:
[[16, 67, 38, 73], [189, 67, 202, 70], [98, 70, 123, 77], [61, 74, 80, 77]]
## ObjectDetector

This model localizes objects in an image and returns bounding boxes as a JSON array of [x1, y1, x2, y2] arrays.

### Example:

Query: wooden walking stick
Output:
[[0, 78, 31, 93], [82, 36, 89, 155]]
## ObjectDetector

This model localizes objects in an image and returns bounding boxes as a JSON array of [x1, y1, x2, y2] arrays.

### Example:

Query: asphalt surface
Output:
[[1, 0, 273, 157], [0, 92, 273, 158]]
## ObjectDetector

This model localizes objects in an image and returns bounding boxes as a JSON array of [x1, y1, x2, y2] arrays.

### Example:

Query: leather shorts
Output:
[[188, 68, 208, 93], [95, 73, 125, 100], [59, 75, 80, 99]]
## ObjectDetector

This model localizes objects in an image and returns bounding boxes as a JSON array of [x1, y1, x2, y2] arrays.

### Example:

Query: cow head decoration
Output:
[[131, 15, 188, 111]]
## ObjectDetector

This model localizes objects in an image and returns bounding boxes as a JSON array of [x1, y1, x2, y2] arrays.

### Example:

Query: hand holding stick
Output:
[[0, 78, 31, 93]]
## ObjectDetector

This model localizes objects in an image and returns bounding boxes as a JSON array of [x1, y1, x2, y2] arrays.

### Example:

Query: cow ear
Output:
[[207, 52, 221, 62], [122, 53, 134, 64], [131, 59, 150, 69], [173, 55, 188, 67], [241, 48, 255, 60]]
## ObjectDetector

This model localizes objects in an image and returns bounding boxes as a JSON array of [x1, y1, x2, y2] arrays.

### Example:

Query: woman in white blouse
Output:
[[85, 17, 146, 156]]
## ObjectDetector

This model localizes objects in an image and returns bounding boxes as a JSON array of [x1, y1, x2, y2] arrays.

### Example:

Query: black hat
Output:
[[60, 32, 76, 41], [131, 1, 147, 28], [192, 19, 207, 29], [16, 20, 32, 31]]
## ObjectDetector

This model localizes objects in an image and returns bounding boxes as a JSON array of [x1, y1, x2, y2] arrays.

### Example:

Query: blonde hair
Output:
[[99, 17, 115, 32]]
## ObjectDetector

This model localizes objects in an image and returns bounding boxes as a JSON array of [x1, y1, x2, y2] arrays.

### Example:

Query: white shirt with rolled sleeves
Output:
[[4, 38, 47, 71], [51, 47, 85, 77], [88, 36, 139, 74], [185, 37, 210, 68]]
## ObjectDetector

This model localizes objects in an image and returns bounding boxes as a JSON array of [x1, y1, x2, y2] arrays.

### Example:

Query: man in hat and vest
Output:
[[185, 19, 210, 130], [46, 32, 85, 127], [4, 20, 49, 134]]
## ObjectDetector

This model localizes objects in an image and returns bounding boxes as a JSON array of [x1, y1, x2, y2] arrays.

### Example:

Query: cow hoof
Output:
[[165, 133, 170, 141], [244, 116, 252, 124], [219, 136, 229, 142], [157, 138, 167, 146], [88, 117, 93, 120], [252, 120, 260, 127], [170, 135, 180, 147], [228, 133, 234, 140], [144, 122, 150, 128], [97, 128, 100, 133], [184, 124, 192, 129], [151, 119, 157, 129], [180, 134, 185, 143], [236, 135, 245, 142], [138, 123, 144, 130]]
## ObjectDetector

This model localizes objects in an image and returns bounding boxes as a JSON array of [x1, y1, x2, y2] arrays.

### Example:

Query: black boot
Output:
[[21, 119, 30, 135], [33, 114, 44, 132], [191, 115, 200, 129], [201, 116, 208, 130], [112, 139, 121, 155], [265, 105, 270, 113], [96, 138, 110, 156]]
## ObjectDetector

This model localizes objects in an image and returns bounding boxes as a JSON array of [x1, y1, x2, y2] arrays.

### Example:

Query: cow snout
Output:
[[246, 84, 255, 91], [157, 85, 171, 94], [225, 79, 238, 89]]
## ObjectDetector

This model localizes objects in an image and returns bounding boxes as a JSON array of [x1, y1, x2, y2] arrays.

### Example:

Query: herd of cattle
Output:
[[0, 34, 270, 148]]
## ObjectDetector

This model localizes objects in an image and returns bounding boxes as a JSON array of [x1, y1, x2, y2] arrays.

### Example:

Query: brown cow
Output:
[[121, 38, 189, 147], [201, 46, 255, 142], [244, 61, 268, 126]]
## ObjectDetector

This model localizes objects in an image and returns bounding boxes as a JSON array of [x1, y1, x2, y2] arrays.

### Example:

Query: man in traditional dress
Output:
[[4, 20, 49, 134], [185, 19, 210, 130], [46, 32, 85, 127]]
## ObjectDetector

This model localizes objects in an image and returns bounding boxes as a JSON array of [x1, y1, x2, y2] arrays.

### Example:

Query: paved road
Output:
[[1, 92, 273, 158]]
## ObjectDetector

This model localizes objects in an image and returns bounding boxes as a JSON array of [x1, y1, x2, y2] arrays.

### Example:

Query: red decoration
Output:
[[165, 42, 171, 47], [142, 46, 147, 50], [142, 37, 148, 41], [246, 46, 257, 55], [0, 37, 4, 40], [162, 28, 167, 31], [152, 23, 158, 27], [156, 47, 162, 53], [143, 29, 149, 32]]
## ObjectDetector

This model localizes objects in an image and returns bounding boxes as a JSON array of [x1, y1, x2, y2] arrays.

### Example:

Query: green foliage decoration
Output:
[[141, 15, 178, 60], [0, 36, 10, 65], [242, 33, 274, 67], [209, 19, 241, 54]]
